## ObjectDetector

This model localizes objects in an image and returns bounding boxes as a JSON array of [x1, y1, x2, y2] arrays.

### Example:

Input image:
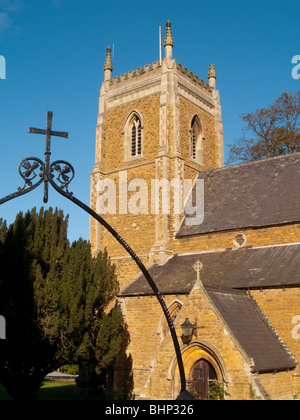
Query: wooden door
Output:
[[190, 359, 216, 400]]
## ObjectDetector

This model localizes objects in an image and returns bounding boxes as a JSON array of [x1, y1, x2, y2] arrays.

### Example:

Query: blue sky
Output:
[[0, 0, 299, 243]]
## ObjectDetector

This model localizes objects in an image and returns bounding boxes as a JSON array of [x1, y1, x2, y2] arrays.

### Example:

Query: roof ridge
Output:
[[203, 285, 245, 294], [198, 151, 300, 177]]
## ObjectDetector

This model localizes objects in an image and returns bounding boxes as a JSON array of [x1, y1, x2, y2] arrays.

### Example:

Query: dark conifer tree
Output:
[[0, 208, 122, 400]]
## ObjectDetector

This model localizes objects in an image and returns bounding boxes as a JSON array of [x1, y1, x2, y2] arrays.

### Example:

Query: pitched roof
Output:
[[206, 288, 297, 373], [120, 243, 300, 296], [177, 153, 300, 237]]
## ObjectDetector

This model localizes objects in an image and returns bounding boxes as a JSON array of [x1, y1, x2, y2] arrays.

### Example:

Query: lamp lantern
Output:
[[181, 318, 196, 344]]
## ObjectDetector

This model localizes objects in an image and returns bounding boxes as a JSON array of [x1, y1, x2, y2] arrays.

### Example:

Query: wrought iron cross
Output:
[[28, 111, 68, 203]]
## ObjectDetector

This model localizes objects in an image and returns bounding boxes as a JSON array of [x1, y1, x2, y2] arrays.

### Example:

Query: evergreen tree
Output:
[[0, 208, 123, 400], [36, 238, 123, 373]]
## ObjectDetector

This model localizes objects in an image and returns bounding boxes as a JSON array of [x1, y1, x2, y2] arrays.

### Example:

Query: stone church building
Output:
[[89, 22, 300, 400]]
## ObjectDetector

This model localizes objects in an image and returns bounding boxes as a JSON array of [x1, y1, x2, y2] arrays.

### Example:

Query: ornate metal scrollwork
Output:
[[18, 157, 44, 192], [50, 160, 75, 195], [0, 157, 44, 205]]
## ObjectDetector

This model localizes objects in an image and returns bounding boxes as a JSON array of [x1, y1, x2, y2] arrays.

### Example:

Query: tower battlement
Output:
[[110, 60, 162, 85], [109, 60, 212, 95]]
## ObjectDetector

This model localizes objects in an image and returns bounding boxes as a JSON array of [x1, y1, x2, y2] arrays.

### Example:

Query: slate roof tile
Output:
[[206, 288, 297, 373], [120, 243, 300, 295], [177, 153, 300, 237]]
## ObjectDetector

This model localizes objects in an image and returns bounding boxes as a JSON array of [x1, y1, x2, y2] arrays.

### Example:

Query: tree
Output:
[[0, 208, 123, 400], [227, 91, 300, 163], [36, 238, 123, 376]]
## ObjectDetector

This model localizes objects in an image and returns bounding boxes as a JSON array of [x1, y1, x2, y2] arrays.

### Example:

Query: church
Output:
[[89, 21, 300, 400]]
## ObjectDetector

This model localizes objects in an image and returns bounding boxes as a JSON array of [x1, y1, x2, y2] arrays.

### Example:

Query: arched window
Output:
[[190, 115, 203, 164], [161, 301, 182, 337], [131, 115, 142, 157], [124, 111, 143, 161]]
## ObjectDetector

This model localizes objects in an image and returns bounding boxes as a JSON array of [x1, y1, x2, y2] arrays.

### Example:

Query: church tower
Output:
[[90, 21, 224, 287]]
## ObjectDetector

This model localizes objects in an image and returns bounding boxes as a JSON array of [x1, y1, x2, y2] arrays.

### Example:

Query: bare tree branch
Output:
[[227, 91, 300, 164]]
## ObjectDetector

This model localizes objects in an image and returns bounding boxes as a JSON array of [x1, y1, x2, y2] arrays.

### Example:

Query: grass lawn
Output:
[[0, 380, 105, 400]]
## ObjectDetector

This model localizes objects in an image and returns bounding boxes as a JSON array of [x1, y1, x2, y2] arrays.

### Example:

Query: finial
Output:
[[164, 20, 174, 48], [208, 64, 216, 79], [193, 260, 203, 285], [104, 46, 113, 71], [208, 64, 217, 88]]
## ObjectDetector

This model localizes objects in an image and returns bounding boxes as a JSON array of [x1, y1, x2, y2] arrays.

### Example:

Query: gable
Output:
[[119, 244, 299, 375]]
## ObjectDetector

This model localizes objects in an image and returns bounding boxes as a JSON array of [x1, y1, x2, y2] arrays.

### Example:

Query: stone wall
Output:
[[252, 288, 300, 398]]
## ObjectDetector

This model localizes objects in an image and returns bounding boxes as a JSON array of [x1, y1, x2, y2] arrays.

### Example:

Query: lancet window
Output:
[[124, 111, 143, 161], [190, 115, 203, 164], [131, 115, 142, 157]]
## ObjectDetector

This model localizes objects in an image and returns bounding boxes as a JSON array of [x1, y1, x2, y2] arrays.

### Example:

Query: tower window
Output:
[[190, 115, 203, 164], [131, 116, 142, 157], [124, 111, 143, 161], [192, 124, 197, 160]]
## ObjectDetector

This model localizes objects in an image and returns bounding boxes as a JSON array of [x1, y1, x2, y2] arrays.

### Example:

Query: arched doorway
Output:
[[190, 359, 217, 400], [170, 341, 228, 399]]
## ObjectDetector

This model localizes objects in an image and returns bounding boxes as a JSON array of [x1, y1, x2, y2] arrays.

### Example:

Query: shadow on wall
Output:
[[75, 324, 134, 400], [108, 323, 134, 400]]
